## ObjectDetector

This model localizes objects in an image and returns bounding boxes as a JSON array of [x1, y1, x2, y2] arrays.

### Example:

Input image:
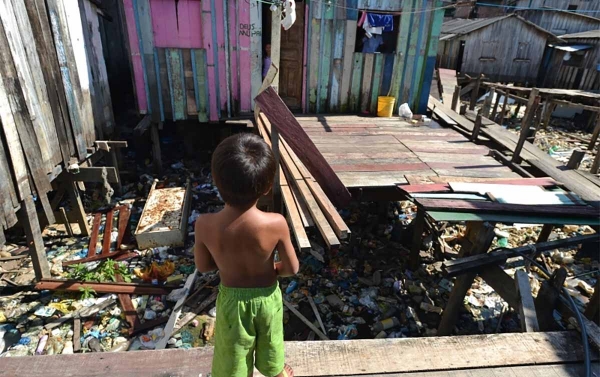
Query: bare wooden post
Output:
[[537, 224, 553, 243], [73, 317, 81, 352], [535, 267, 567, 331], [512, 88, 540, 163], [409, 208, 426, 269], [451, 85, 460, 113], [567, 150, 586, 170], [108, 149, 122, 195], [584, 279, 599, 324], [469, 74, 483, 110], [65, 178, 90, 236], [150, 122, 162, 175], [18, 195, 51, 280], [588, 113, 600, 150], [591, 148, 600, 174], [498, 89, 510, 125], [271, 126, 282, 214], [540, 98, 555, 129], [481, 87, 494, 118], [438, 222, 495, 336], [471, 112, 482, 141], [59, 207, 73, 236], [515, 269, 540, 332], [491, 89, 502, 120]]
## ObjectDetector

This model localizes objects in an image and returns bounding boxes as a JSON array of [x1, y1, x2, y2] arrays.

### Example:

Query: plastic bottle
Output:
[[285, 280, 298, 294], [373, 317, 400, 332]]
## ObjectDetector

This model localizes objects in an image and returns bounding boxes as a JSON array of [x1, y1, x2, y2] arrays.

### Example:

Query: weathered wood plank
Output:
[[167, 49, 185, 120], [0, 139, 18, 227], [340, 20, 357, 112], [17, 195, 50, 280], [360, 53, 374, 114], [308, 18, 320, 113], [135, 0, 159, 122], [329, 16, 344, 112], [157, 48, 172, 119], [182, 49, 197, 116], [255, 88, 352, 208], [514, 269, 539, 332], [369, 54, 384, 115], [192, 49, 209, 122], [318, 19, 333, 112], [349, 53, 363, 113]]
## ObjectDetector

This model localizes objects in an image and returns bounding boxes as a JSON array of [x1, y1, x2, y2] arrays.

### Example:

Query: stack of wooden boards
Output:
[[255, 113, 351, 251]]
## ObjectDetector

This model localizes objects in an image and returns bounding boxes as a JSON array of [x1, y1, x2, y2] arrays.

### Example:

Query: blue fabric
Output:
[[367, 13, 393, 31]]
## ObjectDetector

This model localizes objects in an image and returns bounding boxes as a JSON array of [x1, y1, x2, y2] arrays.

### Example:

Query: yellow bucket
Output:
[[377, 96, 396, 117]]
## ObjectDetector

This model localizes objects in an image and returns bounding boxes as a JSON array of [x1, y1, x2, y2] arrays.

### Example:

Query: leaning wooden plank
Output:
[[283, 299, 329, 340], [17, 196, 51, 280], [305, 179, 350, 240], [415, 199, 599, 218], [290, 183, 314, 228], [0, 20, 52, 195], [35, 279, 174, 295], [46, 0, 88, 158], [281, 185, 311, 252], [155, 271, 197, 349], [1, 0, 60, 168], [295, 180, 339, 249], [0, 140, 18, 227], [255, 87, 352, 208], [101, 209, 114, 255]]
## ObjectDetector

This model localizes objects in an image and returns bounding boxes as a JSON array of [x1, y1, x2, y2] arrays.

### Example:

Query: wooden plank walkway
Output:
[[0, 331, 592, 377], [297, 115, 519, 188], [428, 96, 600, 208]]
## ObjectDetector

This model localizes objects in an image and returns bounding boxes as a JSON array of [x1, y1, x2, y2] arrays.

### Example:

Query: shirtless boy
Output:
[[194, 133, 299, 377]]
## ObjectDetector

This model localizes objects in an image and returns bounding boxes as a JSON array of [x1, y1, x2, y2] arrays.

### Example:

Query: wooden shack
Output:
[[541, 30, 600, 90], [512, 0, 600, 15], [516, 9, 600, 36], [119, 0, 445, 121], [0, 0, 115, 279], [437, 14, 561, 83]]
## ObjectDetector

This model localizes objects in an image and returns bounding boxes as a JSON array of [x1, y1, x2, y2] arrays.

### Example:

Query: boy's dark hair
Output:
[[211, 133, 275, 208]]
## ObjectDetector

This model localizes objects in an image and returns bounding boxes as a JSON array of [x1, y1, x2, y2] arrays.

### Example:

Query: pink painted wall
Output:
[[151, 0, 203, 48], [228, 1, 239, 110], [214, 0, 228, 112], [123, 0, 147, 113]]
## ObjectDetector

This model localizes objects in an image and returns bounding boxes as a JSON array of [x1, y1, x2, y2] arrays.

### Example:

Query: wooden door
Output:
[[279, 2, 304, 111]]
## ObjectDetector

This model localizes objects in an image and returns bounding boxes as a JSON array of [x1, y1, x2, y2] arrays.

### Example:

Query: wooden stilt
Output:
[[535, 267, 567, 331], [584, 280, 599, 325], [17, 195, 50, 280], [150, 122, 162, 175], [591, 148, 600, 174], [438, 222, 495, 335], [498, 89, 510, 125], [409, 208, 425, 269], [469, 74, 482, 111], [451, 85, 460, 113], [537, 224, 553, 243], [512, 89, 540, 163], [481, 87, 494, 118], [59, 207, 73, 236], [589, 114, 600, 151], [491, 88, 501, 120], [108, 149, 122, 195], [65, 178, 90, 236], [514, 269, 539, 332], [471, 112, 482, 142], [567, 150, 586, 170]]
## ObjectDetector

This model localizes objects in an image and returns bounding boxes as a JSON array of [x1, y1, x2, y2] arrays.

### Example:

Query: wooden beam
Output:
[[591, 149, 600, 175], [491, 88, 501, 120], [133, 115, 152, 136], [58, 207, 73, 236], [17, 195, 50, 280], [588, 114, 600, 150], [283, 299, 329, 340], [155, 271, 197, 349], [585, 279, 600, 325], [481, 88, 494, 118], [541, 99, 556, 130], [35, 279, 175, 295], [469, 74, 482, 111], [73, 318, 81, 352], [480, 265, 520, 309], [150, 122, 162, 174], [512, 88, 540, 163], [451, 85, 460, 113], [471, 112, 482, 141], [514, 269, 539, 332], [567, 150, 585, 170], [255, 87, 352, 208], [498, 89, 510, 125], [535, 267, 567, 331], [69, 167, 118, 183], [537, 224, 554, 243], [64, 178, 90, 236], [551, 98, 600, 113]]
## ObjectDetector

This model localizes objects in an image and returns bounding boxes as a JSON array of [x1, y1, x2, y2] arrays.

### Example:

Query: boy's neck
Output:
[[223, 202, 258, 214]]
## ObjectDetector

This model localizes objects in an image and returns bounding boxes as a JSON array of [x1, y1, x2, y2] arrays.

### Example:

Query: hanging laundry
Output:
[[358, 11, 367, 27], [363, 18, 383, 37], [367, 13, 393, 32], [281, 0, 297, 30], [362, 35, 383, 53]]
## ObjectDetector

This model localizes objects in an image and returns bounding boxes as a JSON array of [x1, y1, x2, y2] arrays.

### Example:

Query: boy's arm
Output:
[[274, 216, 299, 277], [194, 218, 218, 273]]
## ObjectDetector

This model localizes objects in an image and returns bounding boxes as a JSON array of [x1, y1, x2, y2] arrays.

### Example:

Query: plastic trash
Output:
[[62, 341, 74, 354], [285, 280, 299, 294], [420, 302, 443, 315], [373, 317, 400, 332], [143, 309, 157, 320], [208, 307, 217, 318], [35, 335, 48, 355], [398, 103, 413, 119]]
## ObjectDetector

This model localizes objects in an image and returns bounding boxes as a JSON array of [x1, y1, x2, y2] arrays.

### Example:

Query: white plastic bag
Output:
[[398, 103, 413, 119]]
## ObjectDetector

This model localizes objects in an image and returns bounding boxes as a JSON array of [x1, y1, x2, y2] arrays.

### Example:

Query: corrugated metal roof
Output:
[[549, 44, 593, 52], [559, 30, 600, 39]]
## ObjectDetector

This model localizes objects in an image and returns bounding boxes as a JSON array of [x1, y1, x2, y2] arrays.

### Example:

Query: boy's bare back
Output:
[[194, 205, 296, 288]]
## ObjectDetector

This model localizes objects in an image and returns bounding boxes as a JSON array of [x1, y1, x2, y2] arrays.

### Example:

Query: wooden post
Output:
[[469, 74, 482, 110], [588, 113, 600, 150], [150, 122, 162, 175], [272, 126, 282, 214], [530, 105, 544, 140], [438, 222, 495, 336], [535, 268, 567, 331], [491, 88, 501, 120], [584, 279, 599, 325], [591, 148, 600, 174], [512, 88, 540, 163], [514, 269, 539, 332], [17, 195, 51, 280], [471, 112, 482, 142], [59, 207, 73, 236], [541, 99, 555, 130], [537, 224, 553, 243], [409, 208, 426, 269], [108, 149, 122, 195], [498, 89, 510, 125], [451, 85, 460, 113], [481, 88, 494, 118], [73, 317, 81, 352], [567, 150, 586, 170], [65, 178, 90, 237]]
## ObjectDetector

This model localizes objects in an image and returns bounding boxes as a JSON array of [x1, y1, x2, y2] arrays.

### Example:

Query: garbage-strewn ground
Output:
[[0, 120, 597, 356]]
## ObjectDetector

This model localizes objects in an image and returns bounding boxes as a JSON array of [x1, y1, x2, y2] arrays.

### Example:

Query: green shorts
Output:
[[212, 283, 285, 377]]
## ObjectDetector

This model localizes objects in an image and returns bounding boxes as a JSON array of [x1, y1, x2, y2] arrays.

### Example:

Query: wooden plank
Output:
[[70, 167, 118, 183], [513, 89, 540, 163], [479, 266, 520, 310], [155, 271, 197, 349], [46, 0, 88, 159], [102, 209, 114, 255], [157, 48, 172, 119], [193, 49, 209, 122], [87, 213, 102, 257], [318, 19, 333, 112], [65, 178, 91, 237], [306, 179, 349, 239], [283, 299, 329, 340], [0, 140, 18, 227], [360, 54, 374, 114], [296, 180, 339, 249], [116, 205, 131, 250], [182, 49, 197, 116], [290, 183, 314, 228], [349, 53, 363, 113], [281, 185, 311, 252], [340, 20, 357, 112], [514, 269, 539, 332], [0, 20, 52, 195], [36, 278, 174, 295], [336, 171, 412, 187], [307, 17, 320, 113], [17, 195, 51, 280], [255, 87, 352, 208], [135, 0, 158, 122], [0, 332, 591, 376], [369, 54, 384, 115], [167, 49, 185, 120]]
